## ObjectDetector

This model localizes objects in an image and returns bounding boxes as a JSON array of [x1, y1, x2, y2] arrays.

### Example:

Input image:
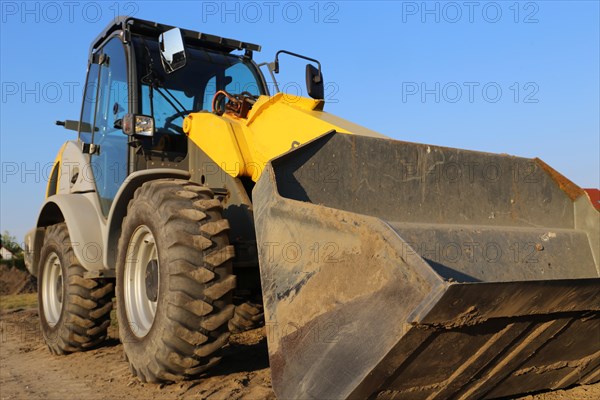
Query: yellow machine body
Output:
[[45, 143, 66, 198], [183, 92, 385, 181], [184, 93, 600, 400]]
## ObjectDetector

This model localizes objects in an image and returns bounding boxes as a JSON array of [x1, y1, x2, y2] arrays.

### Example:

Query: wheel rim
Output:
[[124, 225, 159, 338], [42, 252, 63, 327]]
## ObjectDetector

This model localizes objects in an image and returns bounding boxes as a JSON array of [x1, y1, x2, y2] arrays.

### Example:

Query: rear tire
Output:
[[38, 223, 114, 355], [229, 302, 264, 333], [116, 179, 235, 383]]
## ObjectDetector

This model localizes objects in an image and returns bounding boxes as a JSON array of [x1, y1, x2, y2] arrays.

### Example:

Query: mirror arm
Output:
[[274, 50, 322, 82], [56, 120, 89, 133]]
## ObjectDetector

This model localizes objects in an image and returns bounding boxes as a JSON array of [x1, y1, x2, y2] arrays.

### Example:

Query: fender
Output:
[[103, 168, 191, 270], [28, 193, 106, 277], [26, 169, 190, 277]]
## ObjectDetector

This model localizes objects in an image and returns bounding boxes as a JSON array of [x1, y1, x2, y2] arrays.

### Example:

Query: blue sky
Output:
[[1, 0, 599, 242]]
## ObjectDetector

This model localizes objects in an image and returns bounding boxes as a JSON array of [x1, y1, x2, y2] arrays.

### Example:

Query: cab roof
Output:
[[90, 16, 261, 59]]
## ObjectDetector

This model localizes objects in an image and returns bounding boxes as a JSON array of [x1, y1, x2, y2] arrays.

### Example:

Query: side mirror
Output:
[[121, 114, 154, 137], [271, 50, 325, 99], [305, 64, 324, 100], [159, 28, 187, 74]]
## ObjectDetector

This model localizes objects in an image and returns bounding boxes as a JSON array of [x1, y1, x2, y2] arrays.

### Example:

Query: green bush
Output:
[[0, 256, 26, 271]]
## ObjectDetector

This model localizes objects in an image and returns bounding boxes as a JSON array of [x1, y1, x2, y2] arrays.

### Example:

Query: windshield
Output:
[[132, 36, 265, 133]]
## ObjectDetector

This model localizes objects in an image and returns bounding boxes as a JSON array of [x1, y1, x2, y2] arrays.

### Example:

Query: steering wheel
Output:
[[212, 92, 228, 116], [163, 110, 192, 134]]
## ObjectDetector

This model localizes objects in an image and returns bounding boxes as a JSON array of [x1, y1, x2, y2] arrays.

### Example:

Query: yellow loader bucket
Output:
[[253, 132, 600, 400]]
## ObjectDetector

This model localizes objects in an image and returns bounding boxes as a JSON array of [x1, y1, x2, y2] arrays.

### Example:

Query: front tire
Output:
[[116, 179, 235, 383], [38, 223, 114, 355]]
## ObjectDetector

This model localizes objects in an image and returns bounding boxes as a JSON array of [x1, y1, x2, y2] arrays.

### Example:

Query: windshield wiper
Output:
[[153, 86, 187, 116], [140, 38, 190, 119]]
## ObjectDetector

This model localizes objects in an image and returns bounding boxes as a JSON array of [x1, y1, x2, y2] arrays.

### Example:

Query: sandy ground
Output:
[[0, 308, 274, 400], [0, 307, 598, 400]]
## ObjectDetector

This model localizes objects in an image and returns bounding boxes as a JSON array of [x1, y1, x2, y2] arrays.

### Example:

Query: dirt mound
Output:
[[0, 264, 37, 295]]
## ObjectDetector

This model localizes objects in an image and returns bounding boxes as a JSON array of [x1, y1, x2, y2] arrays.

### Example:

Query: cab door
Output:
[[79, 37, 129, 216]]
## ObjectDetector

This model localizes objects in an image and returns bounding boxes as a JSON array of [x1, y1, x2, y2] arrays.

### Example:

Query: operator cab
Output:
[[74, 17, 268, 215], [130, 29, 266, 159]]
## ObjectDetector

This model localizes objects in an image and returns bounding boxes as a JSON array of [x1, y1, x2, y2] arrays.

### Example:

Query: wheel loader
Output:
[[24, 17, 599, 400]]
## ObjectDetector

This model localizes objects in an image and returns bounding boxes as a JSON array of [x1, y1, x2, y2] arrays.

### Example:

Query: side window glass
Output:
[[90, 38, 129, 216], [79, 63, 99, 144]]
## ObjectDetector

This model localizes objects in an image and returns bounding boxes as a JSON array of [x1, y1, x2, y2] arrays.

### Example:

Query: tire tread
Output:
[[117, 179, 235, 383], [38, 223, 114, 355]]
